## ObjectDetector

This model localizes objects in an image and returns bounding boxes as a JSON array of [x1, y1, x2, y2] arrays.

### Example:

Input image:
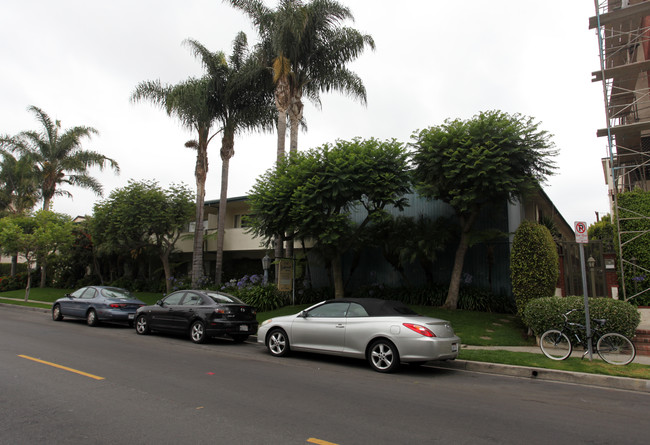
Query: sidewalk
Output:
[[433, 344, 650, 393], [462, 344, 650, 366]]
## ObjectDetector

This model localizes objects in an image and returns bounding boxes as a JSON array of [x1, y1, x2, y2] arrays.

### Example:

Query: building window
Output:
[[188, 220, 208, 232], [233, 214, 250, 228]]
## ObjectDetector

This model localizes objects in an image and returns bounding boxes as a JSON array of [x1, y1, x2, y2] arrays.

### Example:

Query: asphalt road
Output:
[[1, 305, 649, 445]]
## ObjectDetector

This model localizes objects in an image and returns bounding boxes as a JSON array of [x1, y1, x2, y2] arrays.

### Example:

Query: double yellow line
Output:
[[19, 355, 105, 380]]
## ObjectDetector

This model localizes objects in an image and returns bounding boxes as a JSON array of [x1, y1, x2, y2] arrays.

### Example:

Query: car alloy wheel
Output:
[[135, 315, 150, 335], [86, 309, 99, 327], [52, 305, 63, 321], [190, 321, 207, 344], [267, 329, 290, 357], [368, 339, 400, 373]]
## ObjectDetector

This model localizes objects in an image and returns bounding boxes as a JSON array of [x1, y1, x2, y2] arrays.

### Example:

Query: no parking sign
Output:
[[575, 221, 588, 244]]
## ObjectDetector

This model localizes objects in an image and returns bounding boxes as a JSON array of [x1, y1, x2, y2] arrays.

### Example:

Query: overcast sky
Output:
[[1, 0, 608, 229]]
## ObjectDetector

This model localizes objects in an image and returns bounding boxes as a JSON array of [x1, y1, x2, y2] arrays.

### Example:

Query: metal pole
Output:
[[580, 244, 594, 361]]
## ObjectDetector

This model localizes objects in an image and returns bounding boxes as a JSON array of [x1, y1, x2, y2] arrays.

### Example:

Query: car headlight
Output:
[[261, 318, 273, 327]]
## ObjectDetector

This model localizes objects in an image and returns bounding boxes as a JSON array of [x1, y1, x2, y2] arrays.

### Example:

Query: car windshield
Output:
[[101, 288, 136, 300], [205, 292, 244, 304]]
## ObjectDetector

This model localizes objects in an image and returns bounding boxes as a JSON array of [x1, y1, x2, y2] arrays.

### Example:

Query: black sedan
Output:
[[134, 290, 258, 343], [52, 286, 146, 327]]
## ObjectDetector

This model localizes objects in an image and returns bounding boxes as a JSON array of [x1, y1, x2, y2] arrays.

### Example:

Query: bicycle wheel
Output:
[[540, 330, 572, 360], [596, 333, 636, 365]]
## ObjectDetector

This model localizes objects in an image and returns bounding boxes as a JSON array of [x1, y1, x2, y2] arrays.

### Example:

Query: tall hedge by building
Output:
[[510, 220, 559, 316], [617, 189, 650, 305]]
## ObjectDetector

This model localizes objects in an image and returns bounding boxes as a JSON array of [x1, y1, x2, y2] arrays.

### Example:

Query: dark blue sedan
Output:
[[52, 286, 146, 327]]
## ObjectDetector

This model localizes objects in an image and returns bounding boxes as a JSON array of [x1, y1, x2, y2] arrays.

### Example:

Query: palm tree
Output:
[[0, 151, 39, 216], [1, 106, 119, 211], [0, 150, 40, 276], [132, 76, 218, 288], [228, 0, 375, 259], [1, 106, 119, 286], [184, 33, 275, 284]]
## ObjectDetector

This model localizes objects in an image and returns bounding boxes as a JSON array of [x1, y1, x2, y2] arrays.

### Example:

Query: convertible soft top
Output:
[[327, 298, 419, 317]]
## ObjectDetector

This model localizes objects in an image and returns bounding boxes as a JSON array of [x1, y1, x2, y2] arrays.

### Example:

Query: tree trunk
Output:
[[288, 93, 303, 154], [332, 255, 345, 299], [215, 133, 234, 285], [274, 237, 283, 285], [39, 261, 47, 288], [24, 263, 32, 301], [161, 250, 172, 295], [191, 135, 209, 288], [11, 254, 17, 276], [285, 93, 303, 260], [276, 108, 288, 162], [274, 84, 289, 285], [442, 212, 479, 310]]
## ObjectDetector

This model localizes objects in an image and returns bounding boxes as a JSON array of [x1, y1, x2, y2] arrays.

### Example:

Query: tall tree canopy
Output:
[[91, 180, 194, 294], [0, 106, 119, 211], [227, 0, 375, 263], [247, 138, 410, 298], [412, 110, 557, 309]]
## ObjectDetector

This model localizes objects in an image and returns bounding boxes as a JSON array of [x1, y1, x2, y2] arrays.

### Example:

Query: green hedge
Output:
[[350, 284, 515, 313], [522, 296, 640, 338], [510, 220, 559, 316]]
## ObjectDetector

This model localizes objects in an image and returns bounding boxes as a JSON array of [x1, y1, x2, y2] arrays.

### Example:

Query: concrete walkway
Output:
[[463, 344, 650, 365]]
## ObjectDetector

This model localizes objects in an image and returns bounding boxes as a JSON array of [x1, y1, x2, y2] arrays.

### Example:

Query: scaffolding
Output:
[[592, 0, 650, 301]]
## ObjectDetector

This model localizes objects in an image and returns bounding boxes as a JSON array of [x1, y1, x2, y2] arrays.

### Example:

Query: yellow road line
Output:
[[307, 439, 338, 445], [18, 355, 105, 380]]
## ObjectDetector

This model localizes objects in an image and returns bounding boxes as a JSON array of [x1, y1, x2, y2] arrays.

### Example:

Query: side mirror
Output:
[[65, 293, 72, 298], [156, 300, 164, 307], [298, 310, 308, 318]]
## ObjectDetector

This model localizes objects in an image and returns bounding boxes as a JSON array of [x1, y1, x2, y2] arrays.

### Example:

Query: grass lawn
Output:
[[0, 287, 163, 308], [2, 289, 648, 380]]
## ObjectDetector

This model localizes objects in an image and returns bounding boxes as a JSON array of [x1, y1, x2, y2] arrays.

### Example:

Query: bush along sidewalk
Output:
[[522, 296, 640, 339]]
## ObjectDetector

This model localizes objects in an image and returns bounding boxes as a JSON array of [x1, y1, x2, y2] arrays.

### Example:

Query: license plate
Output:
[[451, 343, 458, 352], [239, 325, 248, 332], [128, 313, 135, 320]]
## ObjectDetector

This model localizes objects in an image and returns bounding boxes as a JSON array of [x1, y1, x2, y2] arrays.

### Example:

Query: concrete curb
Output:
[[0, 302, 50, 313], [430, 359, 650, 393]]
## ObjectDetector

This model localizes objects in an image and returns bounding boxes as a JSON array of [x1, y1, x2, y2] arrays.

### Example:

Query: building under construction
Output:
[[591, 0, 650, 301]]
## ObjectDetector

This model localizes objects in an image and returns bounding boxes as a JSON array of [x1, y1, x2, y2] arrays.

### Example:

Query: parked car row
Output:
[[52, 287, 460, 373]]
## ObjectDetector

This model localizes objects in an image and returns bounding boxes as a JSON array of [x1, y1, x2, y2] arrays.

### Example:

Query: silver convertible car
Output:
[[257, 298, 460, 373]]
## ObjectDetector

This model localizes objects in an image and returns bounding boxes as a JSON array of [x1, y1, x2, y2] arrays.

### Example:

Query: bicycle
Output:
[[539, 309, 636, 365]]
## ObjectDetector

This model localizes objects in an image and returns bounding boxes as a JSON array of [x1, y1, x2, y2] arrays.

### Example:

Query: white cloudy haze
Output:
[[1, 0, 608, 229]]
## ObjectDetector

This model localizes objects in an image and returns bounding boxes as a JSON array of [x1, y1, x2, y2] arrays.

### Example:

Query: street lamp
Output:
[[587, 256, 596, 297], [262, 254, 271, 285]]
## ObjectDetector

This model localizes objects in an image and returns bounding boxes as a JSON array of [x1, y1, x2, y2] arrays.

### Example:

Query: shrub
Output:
[[510, 220, 559, 316], [0, 272, 28, 292], [350, 284, 515, 313], [522, 296, 640, 338], [618, 190, 650, 306], [219, 275, 287, 312]]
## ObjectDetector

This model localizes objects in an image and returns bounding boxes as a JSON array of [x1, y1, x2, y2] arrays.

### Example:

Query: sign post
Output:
[[575, 221, 593, 361]]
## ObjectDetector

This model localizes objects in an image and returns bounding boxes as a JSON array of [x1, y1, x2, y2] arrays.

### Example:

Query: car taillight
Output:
[[403, 323, 436, 337], [110, 303, 127, 308]]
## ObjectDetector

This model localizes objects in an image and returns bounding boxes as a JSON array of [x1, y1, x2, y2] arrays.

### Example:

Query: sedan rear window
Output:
[[205, 292, 244, 304], [101, 288, 135, 300]]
